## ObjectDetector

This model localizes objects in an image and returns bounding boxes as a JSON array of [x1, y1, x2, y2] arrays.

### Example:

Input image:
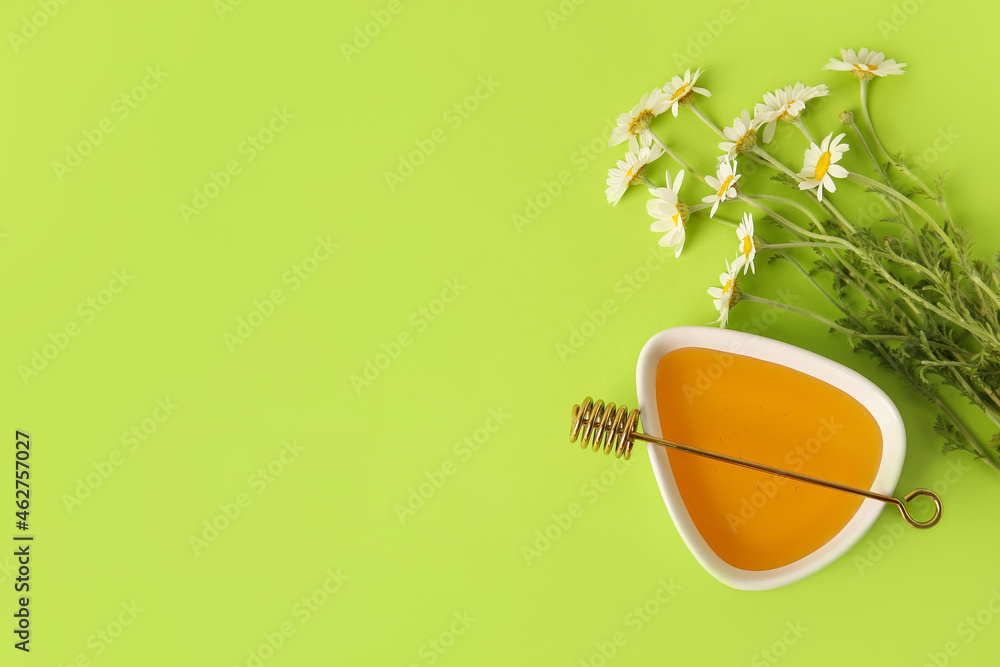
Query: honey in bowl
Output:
[[654, 346, 883, 572]]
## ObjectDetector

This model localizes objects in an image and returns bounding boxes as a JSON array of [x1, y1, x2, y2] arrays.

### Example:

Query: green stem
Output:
[[895, 354, 1000, 472], [689, 103, 725, 138], [738, 293, 903, 340], [860, 79, 890, 160], [947, 367, 1000, 429], [695, 211, 737, 229], [648, 129, 704, 182], [738, 195, 845, 244], [749, 147, 800, 182], [848, 171, 959, 255], [746, 194, 828, 234], [763, 242, 844, 250], [793, 118, 815, 144], [775, 250, 854, 320]]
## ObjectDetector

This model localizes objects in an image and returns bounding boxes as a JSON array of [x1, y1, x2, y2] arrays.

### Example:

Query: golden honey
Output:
[[654, 347, 883, 571]]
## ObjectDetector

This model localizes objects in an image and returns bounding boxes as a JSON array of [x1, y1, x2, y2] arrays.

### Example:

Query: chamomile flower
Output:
[[823, 48, 906, 81], [797, 132, 849, 202], [605, 144, 664, 206], [707, 259, 740, 328], [754, 83, 829, 144], [701, 159, 741, 217], [734, 212, 757, 275], [609, 89, 671, 153], [662, 68, 711, 117], [646, 169, 688, 258], [718, 109, 763, 161]]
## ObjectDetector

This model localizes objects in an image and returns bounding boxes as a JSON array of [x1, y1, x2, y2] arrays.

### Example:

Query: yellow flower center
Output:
[[626, 165, 644, 186], [778, 101, 796, 121], [716, 175, 734, 197], [853, 63, 878, 81], [722, 277, 732, 294], [741, 235, 754, 258], [669, 83, 691, 102], [814, 151, 832, 180], [628, 109, 654, 135], [735, 129, 757, 153]]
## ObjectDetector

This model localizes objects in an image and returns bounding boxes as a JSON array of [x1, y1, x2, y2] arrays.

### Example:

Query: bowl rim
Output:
[[635, 326, 906, 591]]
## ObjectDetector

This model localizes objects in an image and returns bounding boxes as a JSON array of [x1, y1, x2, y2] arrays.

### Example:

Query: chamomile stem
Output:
[[793, 119, 815, 144], [847, 119, 884, 180], [749, 147, 800, 182], [888, 353, 999, 471], [892, 158, 937, 200], [947, 367, 1000, 429], [738, 293, 842, 329], [747, 147, 857, 234], [740, 159, 990, 334], [860, 80, 890, 160], [648, 129, 704, 182], [763, 242, 843, 250], [848, 172, 959, 255], [746, 194, 828, 233], [737, 195, 845, 245], [689, 103, 725, 138], [810, 192, 856, 234], [780, 250, 994, 466], [775, 250, 854, 319], [848, 117, 929, 262], [695, 211, 737, 229], [738, 293, 905, 340]]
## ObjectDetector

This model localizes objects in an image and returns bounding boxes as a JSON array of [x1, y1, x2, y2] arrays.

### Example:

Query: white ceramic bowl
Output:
[[635, 326, 906, 591]]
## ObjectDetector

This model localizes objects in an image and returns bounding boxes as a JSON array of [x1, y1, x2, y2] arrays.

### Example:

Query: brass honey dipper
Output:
[[570, 397, 942, 529]]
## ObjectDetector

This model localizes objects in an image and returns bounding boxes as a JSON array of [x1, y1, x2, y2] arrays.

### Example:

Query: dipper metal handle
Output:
[[570, 397, 942, 529]]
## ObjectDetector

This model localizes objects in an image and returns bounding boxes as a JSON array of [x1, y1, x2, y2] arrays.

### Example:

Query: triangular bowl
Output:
[[635, 326, 906, 590]]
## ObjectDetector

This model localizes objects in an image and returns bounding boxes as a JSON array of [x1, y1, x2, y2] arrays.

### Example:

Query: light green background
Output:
[[2, 0, 999, 665]]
